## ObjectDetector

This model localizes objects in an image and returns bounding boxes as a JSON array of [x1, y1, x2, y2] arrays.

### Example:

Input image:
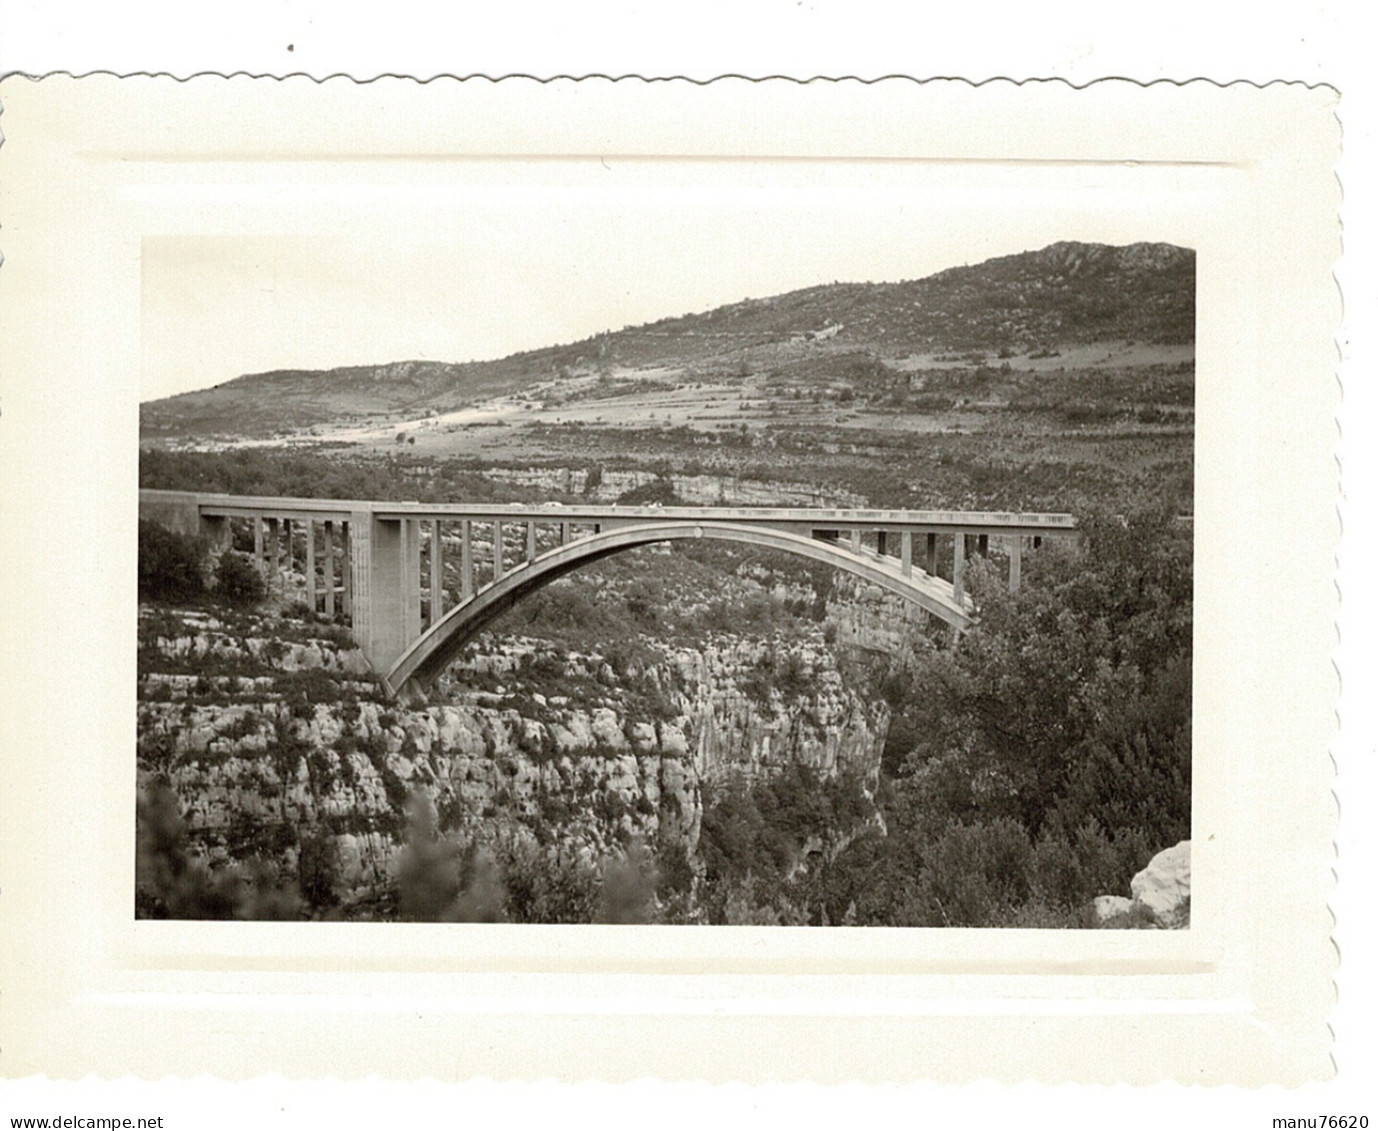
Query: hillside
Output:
[[140, 241, 1194, 442]]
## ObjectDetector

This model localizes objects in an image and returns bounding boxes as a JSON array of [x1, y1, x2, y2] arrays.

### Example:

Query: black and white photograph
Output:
[[135, 218, 1195, 928], [0, 69, 1346, 1095]]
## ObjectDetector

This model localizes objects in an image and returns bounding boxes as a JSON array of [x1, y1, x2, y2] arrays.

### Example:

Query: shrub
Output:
[[596, 839, 659, 924], [616, 477, 680, 506], [297, 830, 340, 910], [909, 818, 1034, 927], [136, 783, 301, 920], [214, 550, 266, 605], [395, 793, 462, 921], [138, 520, 206, 602], [498, 837, 602, 924]]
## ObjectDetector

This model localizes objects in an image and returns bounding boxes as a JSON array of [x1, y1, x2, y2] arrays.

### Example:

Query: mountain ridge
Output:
[[140, 240, 1194, 441]]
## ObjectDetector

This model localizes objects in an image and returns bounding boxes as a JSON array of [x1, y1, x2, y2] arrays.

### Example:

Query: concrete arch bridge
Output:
[[139, 490, 1077, 700]]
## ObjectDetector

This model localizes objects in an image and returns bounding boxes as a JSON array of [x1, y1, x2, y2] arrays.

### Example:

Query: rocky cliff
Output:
[[137, 604, 887, 915], [482, 465, 866, 507]]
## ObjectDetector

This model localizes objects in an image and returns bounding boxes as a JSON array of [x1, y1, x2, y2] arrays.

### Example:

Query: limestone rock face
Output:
[[1130, 840, 1191, 928], [484, 465, 866, 508], [138, 609, 888, 912], [826, 577, 933, 667], [1093, 840, 1191, 928]]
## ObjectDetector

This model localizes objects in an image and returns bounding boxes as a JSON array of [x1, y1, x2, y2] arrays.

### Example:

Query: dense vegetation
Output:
[[138, 519, 266, 605], [703, 511, 1193, 926]]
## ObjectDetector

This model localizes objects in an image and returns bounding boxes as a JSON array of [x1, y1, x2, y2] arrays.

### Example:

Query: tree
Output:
[[138, 520, 206, 602], [214, 550, 266, 605], [884, 511, 1192, 909]]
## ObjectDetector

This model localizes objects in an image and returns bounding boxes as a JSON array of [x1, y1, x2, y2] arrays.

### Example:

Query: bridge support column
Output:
[[254, 517, 265, 575], [926, 533, 937, 576], [323, 521, 335, 617], [560, 521, 570, 545], [900, 531, 913, 576], [283, 519, 295, 595], [952, 532, 967, 605], [430, 520, 445, 624], [405, 520, 422, 643], [341, 522, 353, 617], [850, 529, 861, 554], [267, 519, 281, 593], [493, 521, 505, 581], [460, 520, 474, 599], [526, 521, 537, 564], [350, 510, 420, 674], [1009, 535, 1022, 592], [305, 519, 316, 612]]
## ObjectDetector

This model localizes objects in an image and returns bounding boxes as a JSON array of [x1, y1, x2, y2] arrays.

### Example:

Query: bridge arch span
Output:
[[384, 520, 972, 698]]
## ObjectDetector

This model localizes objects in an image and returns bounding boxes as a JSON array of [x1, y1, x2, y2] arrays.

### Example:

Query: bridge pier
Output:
[[526, 520, 537, 564], [430, 520, 445, 625], [1009, 535, 1022, 592], [900, 531, 913, 576], [350, 511, 425, 673], [267, 519, 281, 593], [341, 522, 353, 617], [323, 521, 336, 617], [952, 531, 967, 604], [305, 519, 316, 611], [493, 520, 506, 581], [283, 519, 294, 594], [460, 519, 474, 598], [405, 520, 422, 642]]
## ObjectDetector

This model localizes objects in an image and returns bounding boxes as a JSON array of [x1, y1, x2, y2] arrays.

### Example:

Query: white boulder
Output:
[[1130, 840, 1191, 927]]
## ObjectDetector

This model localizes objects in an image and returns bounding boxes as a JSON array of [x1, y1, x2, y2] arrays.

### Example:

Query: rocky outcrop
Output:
[[1094, 841, 1191, 928], [827, 575, 934, 665], [1130, 840, 1191, 927], [484, 465, 865, 508], [136, 608, 888, 911]]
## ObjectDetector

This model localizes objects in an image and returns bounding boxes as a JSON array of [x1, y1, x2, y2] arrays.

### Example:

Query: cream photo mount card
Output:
[[0, 75, 1339, 1083]]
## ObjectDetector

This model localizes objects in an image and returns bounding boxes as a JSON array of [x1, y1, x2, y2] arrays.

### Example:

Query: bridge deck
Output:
[[141, 489, 1079, 538]]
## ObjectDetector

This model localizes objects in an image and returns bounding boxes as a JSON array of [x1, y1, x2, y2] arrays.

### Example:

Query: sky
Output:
[[140, 167, 1194, 401]]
